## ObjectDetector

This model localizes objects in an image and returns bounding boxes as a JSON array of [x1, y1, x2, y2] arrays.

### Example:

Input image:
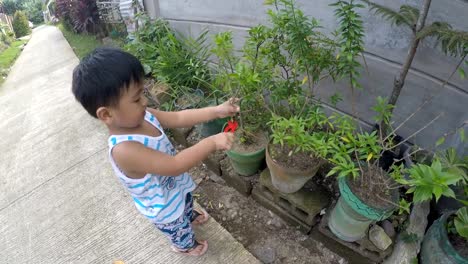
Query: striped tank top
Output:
[[108, 110, 196, 224]]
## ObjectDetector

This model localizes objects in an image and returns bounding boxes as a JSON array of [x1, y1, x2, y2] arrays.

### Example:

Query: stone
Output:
[[383, 201, 430, 264], [194, 178, 203, 185], [369, 225, 393, 251], [209, 171, 225, 184], [381, 220, 396, 238], [251, 245, 276, 264]]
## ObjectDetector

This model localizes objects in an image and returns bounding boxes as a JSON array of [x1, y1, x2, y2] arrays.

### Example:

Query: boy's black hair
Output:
[[72, 47, 144, 118]]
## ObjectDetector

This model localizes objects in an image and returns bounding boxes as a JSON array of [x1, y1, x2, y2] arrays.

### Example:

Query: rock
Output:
[[230, 210, 238, 219], [194, 178, 203, 185], [381, 220, 396, 238], [383, 201, 430, 264], [369, 225, 393, 251], [252, 246, 276, 264], [209, 171, 225, 184]]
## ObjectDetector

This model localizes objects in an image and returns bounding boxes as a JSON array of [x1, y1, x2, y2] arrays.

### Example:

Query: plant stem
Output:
[[386, 112, 443, 151], [382, 0, 432, 133], [377, 194, 400, 208]]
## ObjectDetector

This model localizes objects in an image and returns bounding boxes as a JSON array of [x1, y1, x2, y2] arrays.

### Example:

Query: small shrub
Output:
[[12, 11, 31, 38], [55, 0, 101, 34]]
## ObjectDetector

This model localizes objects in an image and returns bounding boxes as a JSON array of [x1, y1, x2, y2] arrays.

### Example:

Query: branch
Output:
[[386, 112, 444, 151]]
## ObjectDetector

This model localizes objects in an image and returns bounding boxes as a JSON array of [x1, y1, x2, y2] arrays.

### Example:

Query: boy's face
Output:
[[100, 81, 148, 129]]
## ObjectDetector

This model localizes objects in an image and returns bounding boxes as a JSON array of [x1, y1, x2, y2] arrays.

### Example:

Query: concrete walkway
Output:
[[0, 26, 258, 264]]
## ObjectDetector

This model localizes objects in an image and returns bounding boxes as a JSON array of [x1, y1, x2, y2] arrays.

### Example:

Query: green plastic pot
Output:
[[227, 147, 266, 176], [328, 177, 397, 242], [421, 212, 468, 264], [224, 123, 266, 176], [201, 117, 229, 138]]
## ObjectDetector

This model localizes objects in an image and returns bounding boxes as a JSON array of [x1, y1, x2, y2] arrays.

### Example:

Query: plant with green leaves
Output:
[[395, 159, 462, 203], [362, 0, 468, 133], [265, 0, 338, 91], [324, 97, 413, 210], [126, 15, 212, 111], [450, 207, 468, 240], [125, 16, 172, 74], [211, 28, 271, 143], [269, 106, 334, 160], [331, 0, 365, 90], [12, 10, 31, 38]]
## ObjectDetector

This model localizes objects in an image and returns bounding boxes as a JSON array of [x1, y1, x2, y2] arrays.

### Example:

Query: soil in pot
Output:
[[269, 144, 321, 171], [231, 129, 268, 154], [348, 165, 398, 210], [448, 216, 468, 259]]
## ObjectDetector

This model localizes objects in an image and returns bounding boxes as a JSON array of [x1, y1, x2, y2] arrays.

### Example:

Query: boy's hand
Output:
[[209, 132, 235, 151], [215, 98, 240, 118]]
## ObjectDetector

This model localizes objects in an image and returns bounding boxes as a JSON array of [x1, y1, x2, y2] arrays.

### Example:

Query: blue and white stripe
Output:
[[108, 111, 196, 224]]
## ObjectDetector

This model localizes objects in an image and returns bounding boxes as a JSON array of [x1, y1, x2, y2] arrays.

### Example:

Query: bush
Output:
[[1, 0, 23, 16], [23, 0, 44, 25], [55, 0, 101, 34], [12, 11, 31, 38]]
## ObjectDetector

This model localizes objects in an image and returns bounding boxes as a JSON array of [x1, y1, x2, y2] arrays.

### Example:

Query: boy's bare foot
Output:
[[192, 207, 209, 226], [171, 240, 209, 257]]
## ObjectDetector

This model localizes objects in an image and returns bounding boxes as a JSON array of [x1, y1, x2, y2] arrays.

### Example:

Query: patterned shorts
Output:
[[154, 192, 197, 250]]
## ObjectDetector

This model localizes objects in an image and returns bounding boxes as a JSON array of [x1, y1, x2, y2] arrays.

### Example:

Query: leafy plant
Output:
[[125, 15, 212, 110], [12, 10, 31, 38], [22, 0, 43, 25], [211, 28, 271, 141], [55, 0, 101, 34], [331, 0, 365, 91], [453, 207, 468, 239], [1, 0, 23, 16], [397, 159, 462, 203], [269, 107, 334, 157]]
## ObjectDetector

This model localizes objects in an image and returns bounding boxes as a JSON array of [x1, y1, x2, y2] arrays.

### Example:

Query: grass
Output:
[[0, 39, 27, 86], [57, 22, 102, 59]]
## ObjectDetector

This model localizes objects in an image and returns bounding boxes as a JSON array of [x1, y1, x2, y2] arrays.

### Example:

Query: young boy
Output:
[[72, 47, 238, 257]]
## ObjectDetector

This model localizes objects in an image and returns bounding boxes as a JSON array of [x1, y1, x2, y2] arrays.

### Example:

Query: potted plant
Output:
[[211, 29, 271, 176], [421, 207, 468, 264], [325, 98, 403, 242], [393, 154, 466, 263], [259, 0, 340, 191], [267, 106, 331, 193]]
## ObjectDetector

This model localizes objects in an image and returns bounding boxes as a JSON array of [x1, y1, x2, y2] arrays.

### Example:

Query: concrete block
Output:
[[220, 157, 256, 196], [251, 169, 330, 233], [169, 127, 193, 147], [317, 205, 393, 263]]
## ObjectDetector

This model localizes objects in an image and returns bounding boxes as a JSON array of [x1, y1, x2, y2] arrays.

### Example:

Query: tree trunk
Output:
[[382, 0, 432, 133]]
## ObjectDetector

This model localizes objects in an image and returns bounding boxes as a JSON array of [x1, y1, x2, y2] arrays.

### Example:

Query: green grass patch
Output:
[[0, 39, 27, 86], [57, 22, 102, 59]]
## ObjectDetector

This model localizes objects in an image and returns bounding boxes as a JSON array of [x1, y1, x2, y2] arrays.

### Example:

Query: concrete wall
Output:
[[144, 0, 468, 151]]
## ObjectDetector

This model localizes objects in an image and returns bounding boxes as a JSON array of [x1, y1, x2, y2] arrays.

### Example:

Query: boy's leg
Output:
[[185, 192, 209, 225], [154, 207, 208, 256]]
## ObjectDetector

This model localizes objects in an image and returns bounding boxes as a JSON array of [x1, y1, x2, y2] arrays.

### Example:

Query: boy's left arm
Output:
[[148, 99, 239, 129]]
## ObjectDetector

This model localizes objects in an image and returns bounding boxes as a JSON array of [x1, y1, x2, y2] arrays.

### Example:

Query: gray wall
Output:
[[144, 0, 468, 151]]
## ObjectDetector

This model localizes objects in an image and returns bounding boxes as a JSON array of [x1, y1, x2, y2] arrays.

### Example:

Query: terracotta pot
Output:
[[266, 144, 323, 194]]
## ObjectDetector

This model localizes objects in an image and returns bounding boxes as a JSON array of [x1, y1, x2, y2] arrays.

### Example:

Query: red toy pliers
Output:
[[224, 117, 238, 133]]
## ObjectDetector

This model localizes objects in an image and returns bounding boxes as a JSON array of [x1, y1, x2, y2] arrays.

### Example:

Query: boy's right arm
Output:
[[112, 133, 234, 178]]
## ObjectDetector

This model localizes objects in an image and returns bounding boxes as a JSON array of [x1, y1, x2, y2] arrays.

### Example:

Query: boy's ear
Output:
[[96, 106, 113, 125]]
